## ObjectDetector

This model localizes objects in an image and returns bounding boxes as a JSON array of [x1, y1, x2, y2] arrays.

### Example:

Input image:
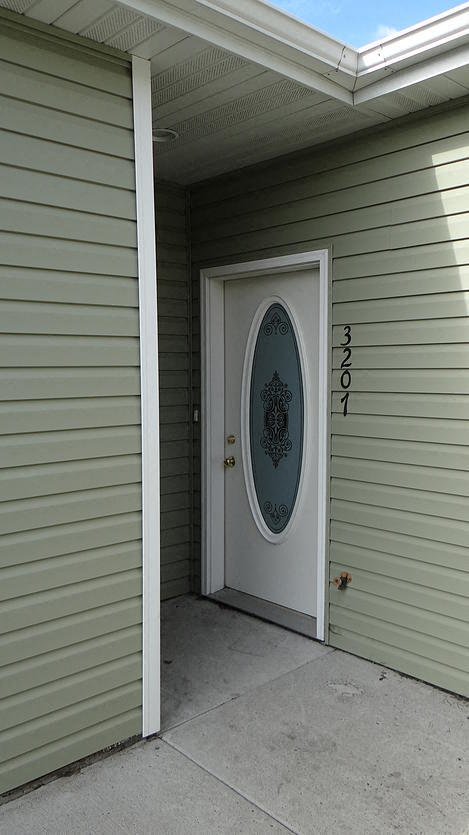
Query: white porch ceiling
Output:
[[2, 0, 469, 183]]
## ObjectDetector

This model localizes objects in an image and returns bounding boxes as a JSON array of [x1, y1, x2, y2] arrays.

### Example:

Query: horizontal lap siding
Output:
[[156, 183, 192, 599], [190, 98, 469, 697], [0, 20, 141, 795]]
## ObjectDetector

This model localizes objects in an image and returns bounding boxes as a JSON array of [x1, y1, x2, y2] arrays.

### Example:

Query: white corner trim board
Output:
[[132, 55, 160, 738], [200, 250, 329, 642]]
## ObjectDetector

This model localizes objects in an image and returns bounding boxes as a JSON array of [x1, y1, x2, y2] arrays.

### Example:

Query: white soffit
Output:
[[1, 0, 469, 181]]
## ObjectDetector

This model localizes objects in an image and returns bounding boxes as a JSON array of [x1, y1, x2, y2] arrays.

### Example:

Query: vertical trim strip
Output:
[[201, 274, 226, 594], [315, 250, 329, 642], [132, 55, 160, 737]]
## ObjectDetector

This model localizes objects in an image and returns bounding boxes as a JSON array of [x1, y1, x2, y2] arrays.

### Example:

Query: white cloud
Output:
[[374, 23, 399, 40]]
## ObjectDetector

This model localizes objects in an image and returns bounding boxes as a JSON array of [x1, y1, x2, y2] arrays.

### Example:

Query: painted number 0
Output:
[[340, 325, 352, 416]]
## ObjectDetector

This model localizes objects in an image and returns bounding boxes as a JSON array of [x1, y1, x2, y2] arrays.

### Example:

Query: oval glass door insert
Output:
[[249, 302, 304, 534]]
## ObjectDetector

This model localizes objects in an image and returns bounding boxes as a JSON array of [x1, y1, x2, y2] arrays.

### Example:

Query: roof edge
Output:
[[358, 1, 469, 74], [119, 0, 469, 104], [118, 0, 355, 102], [195, 0, 358, 74]]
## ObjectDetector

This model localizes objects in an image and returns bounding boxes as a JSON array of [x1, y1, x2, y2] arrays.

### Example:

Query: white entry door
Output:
[[223, 267, 321, 628]]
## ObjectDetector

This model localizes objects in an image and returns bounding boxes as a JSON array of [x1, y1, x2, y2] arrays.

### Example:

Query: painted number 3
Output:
[[340, 325, 352, 416]]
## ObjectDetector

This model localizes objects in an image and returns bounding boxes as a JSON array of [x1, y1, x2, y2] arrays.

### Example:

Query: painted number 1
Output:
[[340, 325, 352, 416]]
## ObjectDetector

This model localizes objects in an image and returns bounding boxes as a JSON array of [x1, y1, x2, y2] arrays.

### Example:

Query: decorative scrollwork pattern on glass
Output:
[[263, 501, 289, 528], [261, 371, 292, 468], [249, 301, 304, 535], [263, 309, 289, 336]]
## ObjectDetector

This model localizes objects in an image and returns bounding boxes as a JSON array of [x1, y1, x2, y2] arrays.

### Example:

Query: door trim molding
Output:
[[200, 250, 329, 641], [132, 56, 160, 736]]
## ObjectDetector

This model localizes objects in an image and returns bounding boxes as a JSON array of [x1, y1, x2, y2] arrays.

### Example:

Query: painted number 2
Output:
[[340, 325, 352, 416]]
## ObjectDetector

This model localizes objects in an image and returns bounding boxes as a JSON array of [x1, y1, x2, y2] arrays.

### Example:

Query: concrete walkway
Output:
[[1, 596, 468, 834]]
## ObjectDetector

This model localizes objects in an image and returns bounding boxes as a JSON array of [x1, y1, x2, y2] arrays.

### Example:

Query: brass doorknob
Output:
[[224, 455, 236, 468]]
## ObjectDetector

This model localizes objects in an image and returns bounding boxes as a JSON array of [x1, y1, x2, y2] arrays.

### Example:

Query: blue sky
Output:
[[269, 0, 460, 47]]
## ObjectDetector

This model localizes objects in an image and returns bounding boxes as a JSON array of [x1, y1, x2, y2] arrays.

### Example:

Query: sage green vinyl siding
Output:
[[0, 20, 141, 795], [156, 183, 192, 599], [190, 98, 469, 698]]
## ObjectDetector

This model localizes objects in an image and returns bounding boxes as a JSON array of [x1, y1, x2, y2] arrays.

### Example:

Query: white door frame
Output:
[[200, 250, 329, 641]]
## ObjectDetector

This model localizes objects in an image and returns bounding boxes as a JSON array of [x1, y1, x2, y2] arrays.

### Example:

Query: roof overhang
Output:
[[117, 0, 469, 104], [2, 0, 469, 182], [117, 0, 356, 103]]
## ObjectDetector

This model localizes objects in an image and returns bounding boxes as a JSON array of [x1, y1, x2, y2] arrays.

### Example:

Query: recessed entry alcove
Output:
[[0, 0, 468, 797]]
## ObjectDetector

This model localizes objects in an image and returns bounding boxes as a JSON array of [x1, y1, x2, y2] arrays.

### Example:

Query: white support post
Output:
[[132, 55, 160, 738]]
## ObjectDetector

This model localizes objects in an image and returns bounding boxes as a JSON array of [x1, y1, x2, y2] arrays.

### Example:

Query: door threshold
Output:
[[207, 588, 317, 639]]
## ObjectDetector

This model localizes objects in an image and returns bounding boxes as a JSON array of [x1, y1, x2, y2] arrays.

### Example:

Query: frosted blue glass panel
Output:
[[249, 303, 304, 534]]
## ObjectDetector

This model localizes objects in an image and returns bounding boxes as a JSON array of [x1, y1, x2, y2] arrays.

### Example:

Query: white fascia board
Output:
[[196, 0, 357, 75], [118, 0, 354, 103], [358, 2, 469, 75], [355, 40, 469, 104]]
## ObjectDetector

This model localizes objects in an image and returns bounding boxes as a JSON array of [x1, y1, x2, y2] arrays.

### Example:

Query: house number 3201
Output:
[[340, 325, 352, 416]]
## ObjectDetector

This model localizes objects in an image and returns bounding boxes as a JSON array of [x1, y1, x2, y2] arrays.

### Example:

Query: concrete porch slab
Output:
[[164, 640, 469, 835], [161, 595, 331, 730], [0, 739, 289, 835], [1, 596, 468, 834]]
